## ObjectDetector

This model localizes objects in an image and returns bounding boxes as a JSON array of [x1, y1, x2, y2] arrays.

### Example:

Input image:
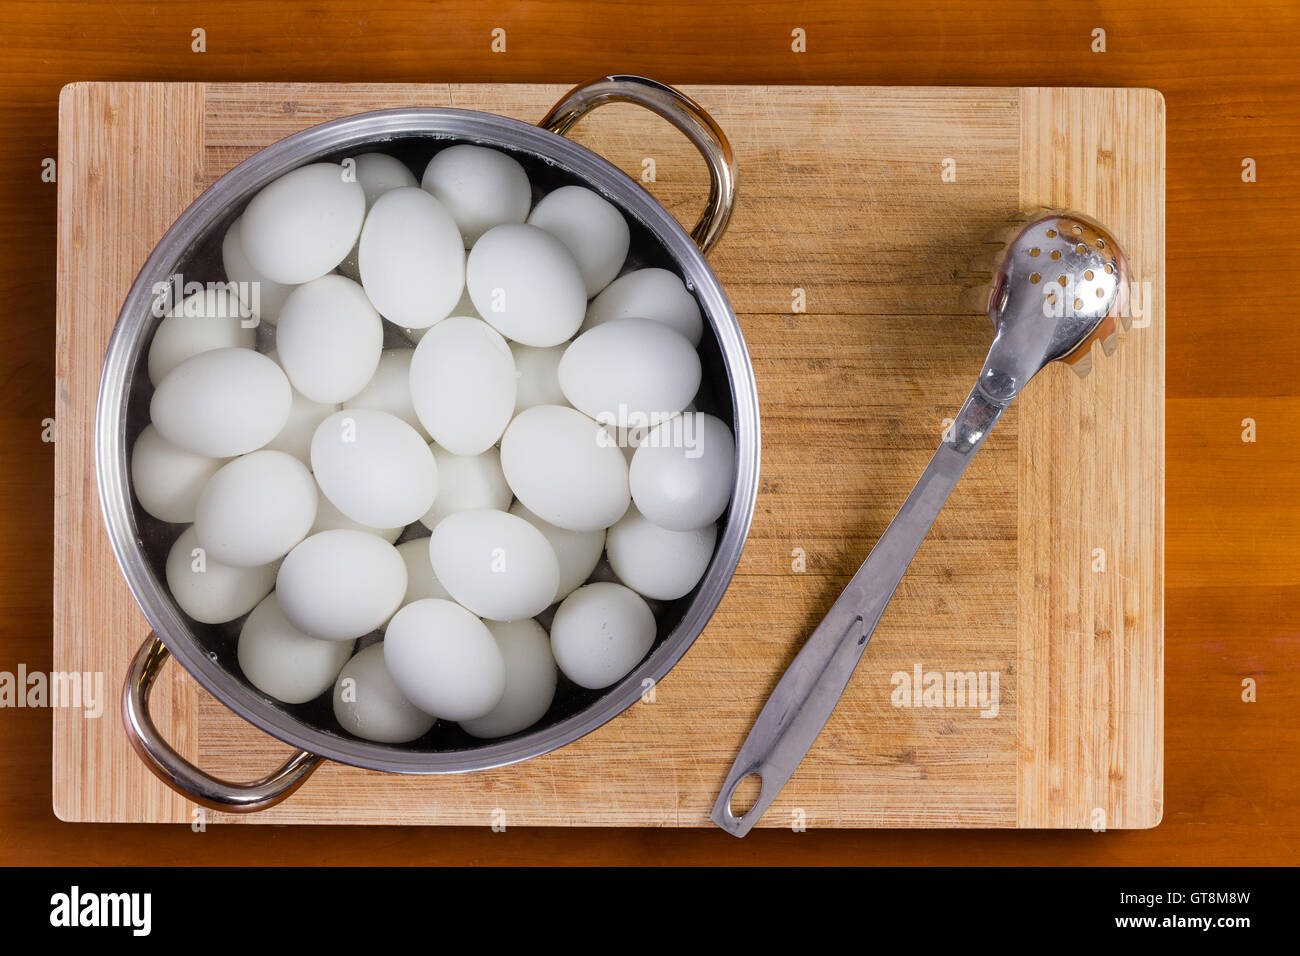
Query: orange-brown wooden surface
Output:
[[6, 0, 1299, 863]]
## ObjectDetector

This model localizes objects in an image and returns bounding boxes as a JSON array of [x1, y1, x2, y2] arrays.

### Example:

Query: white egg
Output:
[[131, 424, 226, 524], [527, 185, 630, 297], [466, 224, 586, 347], [583, 267, 704, 346], [275, 275, 384, 404], [239, 162, 366, 283], [509, 500, 604, 601], [396, 537, 452, 604], [509, 342, 567, 413], [342, 349, 428, 438], [309, 492, 402, 543], [193, 450, 318, 567], [383, 599, 506, 721], [358, 186, 464, 329], [310, 409, 437, 529], [421, 144, 531, 246], [352, 152, 420, 204], [262, 381, 338, 466], [558, 317, 701, 426], [276, 530, 407, 640], [333, 643, 436, 743], [418, 444, 512, 531], [550, 582, 656, 689], [147, 288, 256, 386], [607, 506, 718, 600], [630, 412, 735, 531], [460, 619, 557, 739], [237, 592, 353, 704], [221, 216, 296, 325], [409, 316, 516, 456], [164, 525, 277, 624], [428, 509, 560, 622], [150, 348, 291, 458], [499, 404, 629, 532], [337, 153, 420, 280]]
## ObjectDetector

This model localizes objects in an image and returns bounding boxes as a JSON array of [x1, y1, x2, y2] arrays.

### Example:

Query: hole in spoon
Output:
[[1030, 272, 1041, 284], [728, 773, 762, 818], [1084, 270, 1095, 280], [1050, 249, 1062, 260]]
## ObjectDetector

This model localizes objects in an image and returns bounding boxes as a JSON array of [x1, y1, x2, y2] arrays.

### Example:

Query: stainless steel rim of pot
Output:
[[100, 76, 760, 810]]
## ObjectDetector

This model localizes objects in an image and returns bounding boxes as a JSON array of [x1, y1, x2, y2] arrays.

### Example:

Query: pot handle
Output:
[[539, 75, 736, 255], [121, 633, 324, 813]]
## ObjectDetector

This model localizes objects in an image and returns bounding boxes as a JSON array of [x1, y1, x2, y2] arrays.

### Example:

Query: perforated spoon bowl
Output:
[[711, 212, 1130, 837]]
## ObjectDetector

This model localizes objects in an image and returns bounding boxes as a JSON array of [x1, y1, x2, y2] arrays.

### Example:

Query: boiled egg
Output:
[[466, 224, 586, 347], [310, 408, 437, 529], [275, 275, 384, 404], [629, 412, 735, 531], [193, 449, 318, 567], [276, 530, 407, 641], [421, 144, 531, 245], [239, 162, 366, 284], [499, 404, 629, 532], [428, 509, 560, 621], [550, 582, 656, 689], [358, 186, 464, 329], [150, 348, 291, 458], [383, 598, 506, 721], [409, 316, 516, 456]]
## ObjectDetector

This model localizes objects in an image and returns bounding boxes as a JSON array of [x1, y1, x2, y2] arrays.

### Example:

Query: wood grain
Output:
[[53, 83, 1162, 828], [1016, 88, 1165, 829], [52, 83, 204, 825], [2, 0, 1294, 865]]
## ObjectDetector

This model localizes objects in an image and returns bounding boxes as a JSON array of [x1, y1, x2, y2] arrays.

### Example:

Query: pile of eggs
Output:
[[131, 143, 736, 745]]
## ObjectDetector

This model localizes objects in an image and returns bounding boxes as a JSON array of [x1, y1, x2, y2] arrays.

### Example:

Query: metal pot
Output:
[[98, 76, 760, 812]]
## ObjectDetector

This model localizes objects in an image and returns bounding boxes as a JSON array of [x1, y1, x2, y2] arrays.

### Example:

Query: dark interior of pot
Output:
[[123, 132, 738, 756]]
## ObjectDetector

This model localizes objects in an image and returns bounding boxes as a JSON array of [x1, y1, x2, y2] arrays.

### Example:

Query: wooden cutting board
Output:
[[53, 83, 1164, 827]]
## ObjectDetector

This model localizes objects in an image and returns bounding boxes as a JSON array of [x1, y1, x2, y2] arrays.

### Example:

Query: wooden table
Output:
[[5, 0, 1299, 863]]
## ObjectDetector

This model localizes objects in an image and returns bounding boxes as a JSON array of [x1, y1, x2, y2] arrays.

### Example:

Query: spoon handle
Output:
[[710, 386, 1008, 836]]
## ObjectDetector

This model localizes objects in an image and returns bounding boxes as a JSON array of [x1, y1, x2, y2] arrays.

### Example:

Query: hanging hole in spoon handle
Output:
[[714, 767, 782, 837], [539, 75, 737, 255], [122, 633, 325, 813]]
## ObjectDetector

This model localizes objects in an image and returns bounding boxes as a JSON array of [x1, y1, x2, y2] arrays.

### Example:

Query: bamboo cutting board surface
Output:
[[53, 83, 1164, 827]]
